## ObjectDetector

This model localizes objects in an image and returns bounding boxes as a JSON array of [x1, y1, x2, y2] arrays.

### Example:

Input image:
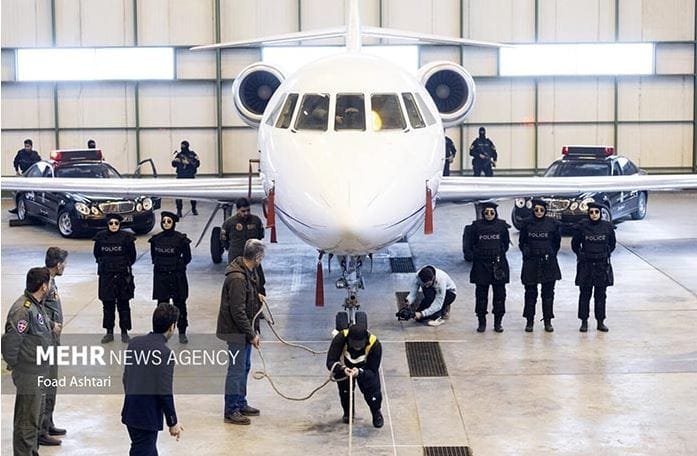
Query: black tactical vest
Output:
[[97, 233, 130, 272], [526, 219, 554, 256], [151, 232, 181, 272], [474, 221, 504, 258], [580, 222, 610, 259]]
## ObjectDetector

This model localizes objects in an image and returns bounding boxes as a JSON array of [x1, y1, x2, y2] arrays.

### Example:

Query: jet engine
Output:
[[418, 61, 476, 128], [232, 63, 285, 128]]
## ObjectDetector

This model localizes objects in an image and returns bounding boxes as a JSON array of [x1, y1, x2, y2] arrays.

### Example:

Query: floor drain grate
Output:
[[390, 257, 416, 273], [424, 447, 472, 456], [395, 291, 423, 311], [405, 342, 448, 377]]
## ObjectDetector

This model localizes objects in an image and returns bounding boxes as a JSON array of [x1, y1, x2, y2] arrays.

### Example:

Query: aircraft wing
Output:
[[437, 174, 697, 201], [360, 26, 502, 48], [190, 28, 346, 50], [0, 176, 266, 202]]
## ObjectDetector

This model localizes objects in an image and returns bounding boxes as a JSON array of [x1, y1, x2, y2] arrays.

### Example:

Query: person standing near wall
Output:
[[171, 140, 200, 218], [469, 127, 497, 177]]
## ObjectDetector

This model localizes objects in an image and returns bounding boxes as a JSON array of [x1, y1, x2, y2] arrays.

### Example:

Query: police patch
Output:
[[235, 223, 243, 231], [36, 313, 45, 326], [17, 320, 28, 333]]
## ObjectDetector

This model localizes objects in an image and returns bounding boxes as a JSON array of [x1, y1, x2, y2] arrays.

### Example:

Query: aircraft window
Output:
[[370, 94, 406, 131], [295, 93, 330, 131], [335, 94, 365, 131], [402, 93, 425, 129], [265, 95, 286, 126], [275, 93, 299, 129], [414, 93, 436, 126]]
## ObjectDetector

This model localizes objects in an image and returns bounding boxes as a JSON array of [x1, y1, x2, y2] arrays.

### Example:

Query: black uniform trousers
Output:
[[416, 288, 456, 320], [475, 284, 506, 316], [337, 373, 382, 417], [41, 361, 58, 435], [523, 282, 556, 320], [578, 286, 607, 321], [157, 299, 188, 333], [127, 426, 159, 456], [102, 299, 132, 332], [175, 198, 196, 213], [473, 161, 493, 177], [12, 370, 44, 456]]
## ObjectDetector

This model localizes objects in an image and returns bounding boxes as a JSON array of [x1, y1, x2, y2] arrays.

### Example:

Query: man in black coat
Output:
[[221, 198, 266, 294], [171, 140, 200, 217], [571, 202, 616, 332], [518, 199, 562, 332], [443, 135, 457, 176], [122, 304, 183, 456], [93, 213, 137, 343], [13, 138, 41, 175], [149, 211, 192, 344], [466, 201, 510, 333], [326, 323, 383, 428], [469, 127, 497, 177]]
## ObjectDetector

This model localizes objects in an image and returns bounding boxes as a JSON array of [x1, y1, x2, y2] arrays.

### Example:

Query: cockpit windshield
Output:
[[295, 93, 330, 131], [335, 94, 365, 131], [371, 94, 406, 131]]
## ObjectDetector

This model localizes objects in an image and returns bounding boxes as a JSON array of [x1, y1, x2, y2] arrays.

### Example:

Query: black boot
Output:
[[476, 316, 486, 333], [494, 315, 504, 333], [101, 331, 114, 344], [121, 331, 130, 343], [579, 319, 588, 332], [544, 319, 554, 333], [597, 319, 609, 332], [372, 410, 384, 428], [525, 318, 534, 332], [179, 333, 189, 344]]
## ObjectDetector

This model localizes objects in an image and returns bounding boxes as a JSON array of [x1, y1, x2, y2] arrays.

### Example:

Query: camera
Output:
[[395, 305, 416, 321]]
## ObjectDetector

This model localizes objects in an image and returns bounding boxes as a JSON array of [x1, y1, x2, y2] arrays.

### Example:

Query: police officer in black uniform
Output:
[[149, 211, 192, 344], [519, 199, 562, 333], [2, 267, 54, 456], [443, 135, 457, 176], [221, 198, 266, 294], [466, 202, 510, 333], [171, 140, 200, 217], [326, 323, 383, 428], [13, 138, 42, 175], [469, 127, 497, 177], [571, 202, 616, 332], [93, 214, 137, 343]]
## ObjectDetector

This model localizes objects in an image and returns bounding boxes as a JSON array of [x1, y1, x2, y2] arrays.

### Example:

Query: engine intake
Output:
[[418, 61, 476, 128], [232, 63, 284, 128]]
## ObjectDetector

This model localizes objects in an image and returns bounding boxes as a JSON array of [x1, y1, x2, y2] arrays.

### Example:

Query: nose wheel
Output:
[[334, 255, 368, 330]]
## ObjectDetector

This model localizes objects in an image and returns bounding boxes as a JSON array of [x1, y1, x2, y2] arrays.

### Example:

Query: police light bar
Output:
[[561, 146, 615, 157], [50, 149, 103, 162]]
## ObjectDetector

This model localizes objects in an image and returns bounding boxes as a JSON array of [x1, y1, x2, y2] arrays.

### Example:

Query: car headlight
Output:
[[514, 198, 526, 208], [579, 198, 595, 211], [75, 202, 90, 216], [525, 200, 533, 209], [136, 203, 143, 212], [142, 198, 153, 211], [569, 201, 579, 211], [90, 206, 101, 215]]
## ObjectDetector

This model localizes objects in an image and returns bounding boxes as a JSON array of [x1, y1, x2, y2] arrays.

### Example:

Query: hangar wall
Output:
[[1, 0, 695, 176]]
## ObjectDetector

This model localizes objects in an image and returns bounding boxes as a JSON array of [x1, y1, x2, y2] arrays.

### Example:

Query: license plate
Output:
[[122, 215, 133, 223]]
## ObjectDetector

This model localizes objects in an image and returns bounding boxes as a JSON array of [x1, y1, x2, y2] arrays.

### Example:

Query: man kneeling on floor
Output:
[[404, 265, 457, 326], [326, 323, 384, 428]]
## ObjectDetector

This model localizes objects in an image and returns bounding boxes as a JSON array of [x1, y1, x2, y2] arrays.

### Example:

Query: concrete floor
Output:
[[1, 192, 696, 456]]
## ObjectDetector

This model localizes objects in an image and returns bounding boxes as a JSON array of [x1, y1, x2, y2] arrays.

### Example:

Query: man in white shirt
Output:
[[404, 266, 457, 326]]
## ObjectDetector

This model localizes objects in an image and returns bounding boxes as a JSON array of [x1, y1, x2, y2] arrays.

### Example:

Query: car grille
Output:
[[543, 198, 570, 211], [98, 201, 134, 214]]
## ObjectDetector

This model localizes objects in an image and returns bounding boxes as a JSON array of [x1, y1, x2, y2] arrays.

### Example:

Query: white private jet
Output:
[[3, 0, 697, 323]]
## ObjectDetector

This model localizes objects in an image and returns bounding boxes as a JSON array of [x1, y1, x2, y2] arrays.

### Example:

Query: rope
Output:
[[348, 371, 354, 455]]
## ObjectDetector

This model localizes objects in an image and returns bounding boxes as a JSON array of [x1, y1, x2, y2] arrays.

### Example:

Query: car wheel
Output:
[[16, 196, 28, 221], [132, 214, 156, 235], [211, 227, 223, 264], [57, 210, 78, 238], [631, 192, 647, 220]]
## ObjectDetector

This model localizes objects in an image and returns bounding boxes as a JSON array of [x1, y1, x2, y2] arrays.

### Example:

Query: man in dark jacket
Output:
[[326, 323, 383, 428], [93, 213, 137, 344], [221, 198, 266, 294], [469, 127, 497, 177], [13, 138, 41, 175], [171, 140, 200, 217], [2, 267, 53, 456], [40, 247, 69, 446], [149, 212, 192, 344], [466, 202, 510, 333], [122, 303, 183, 455], [571, 202, 616, 332], [518, 199, 562, 333], [443, 135, 457, 176], [216, 239, 265, 425]]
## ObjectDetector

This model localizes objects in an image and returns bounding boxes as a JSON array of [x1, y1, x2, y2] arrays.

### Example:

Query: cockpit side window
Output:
[[275, 93, 299, 129], [414, 93, 436, 126], [335, 94, 365, 131], [371, 94, 406, 131], [295, 93, 330, 131], [265, 94, 286, 126], [402, 93, 425, 129]]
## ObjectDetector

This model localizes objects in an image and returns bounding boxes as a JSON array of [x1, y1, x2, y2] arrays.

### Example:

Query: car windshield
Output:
[[55, 163, 121, 178], [544, 161, 610, 177]]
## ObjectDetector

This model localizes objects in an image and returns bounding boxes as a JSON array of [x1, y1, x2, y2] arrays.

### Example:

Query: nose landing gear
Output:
[[334, 255, 368, 331]]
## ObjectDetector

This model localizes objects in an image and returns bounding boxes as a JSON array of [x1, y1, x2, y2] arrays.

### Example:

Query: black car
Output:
[[15, 149, 160, 238], [511, 146, 648, 230]]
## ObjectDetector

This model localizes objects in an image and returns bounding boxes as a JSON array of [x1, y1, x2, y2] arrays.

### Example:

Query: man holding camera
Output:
[[399, 265, 456, 327]]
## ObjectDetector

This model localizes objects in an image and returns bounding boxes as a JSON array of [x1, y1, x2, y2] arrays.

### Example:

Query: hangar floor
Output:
[[2, 192, 696, 456]]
